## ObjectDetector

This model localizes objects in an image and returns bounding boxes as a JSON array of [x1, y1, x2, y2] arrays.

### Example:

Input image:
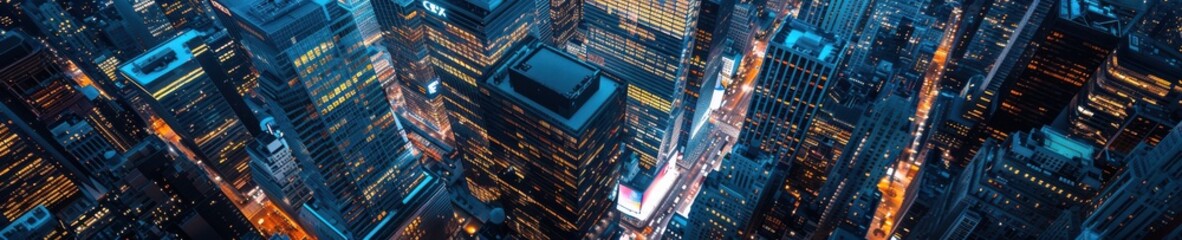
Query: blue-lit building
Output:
[[686, 144, 775, 239], [120, 30, 256, 192], [583, 0, 702, 170], [797, 0, 873, 40], [1080, 123, 1182, 239], [480, 43, 625, 239], [211, 0, 430, 238], [372, 0, 454, 154], [739, 19, 844, 169], [740, 19, 845, 239], [815, 92, 915, 238], [915, 127, 1102, 239], [420, 0, 536, 202]]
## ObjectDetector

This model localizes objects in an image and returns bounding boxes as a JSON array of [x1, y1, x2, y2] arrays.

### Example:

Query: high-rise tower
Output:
[[212, 0, 425, 237], [583, 0, 702, 169], [480, 43, 624, 239]]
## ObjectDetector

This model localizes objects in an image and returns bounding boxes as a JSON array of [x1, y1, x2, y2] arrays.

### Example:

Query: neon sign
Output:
[[423, 1, 447, 18], [427, 80, 440, 95]]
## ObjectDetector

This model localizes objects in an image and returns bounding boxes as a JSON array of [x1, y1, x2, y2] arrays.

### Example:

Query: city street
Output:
[[622, 32, 770, 239], [866, 7, 961, 240]]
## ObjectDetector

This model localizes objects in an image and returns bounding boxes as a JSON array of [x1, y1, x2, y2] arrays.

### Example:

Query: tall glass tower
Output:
[[739, 20, 844, 239], [584, 0, 703, 170], [372, 0, 454, 152], [120, 30, 256, 192], [212, 0, 424, 238], [481, 43, 625, 239], [420, 0, 535, 200]]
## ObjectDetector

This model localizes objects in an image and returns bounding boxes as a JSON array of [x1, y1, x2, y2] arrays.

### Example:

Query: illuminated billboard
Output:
[[619, 184, 643, 216], [617, 161, 680, 220]]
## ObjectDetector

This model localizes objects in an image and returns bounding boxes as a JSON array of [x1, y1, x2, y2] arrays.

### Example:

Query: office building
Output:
[[112, 0, 180, 49], [372, 0, 454, 149], [915, 127, 1102, 239], [1080, 123, 1182, 239], [480, 43, 624, 238], [681, 0, 734, 147], [741, 19, 845, 239], [120, 30, 255, 191], [212, 0, 425, 238], [796, 0, 874, 40], [0, 30, 144, 195], [584, 0, 701, 169], [686, 145, 775, 239], [1100, 102, 1180, 158], [544, 0, 581, 47], [94, 138, 262, 239], [248, 132, 312, 215], [981, 0, 1125, 143], [0, 105, 83, 239], [420, 0, 535, 198], [21, 0, 102, 63], [787, 99, 859, 208], [815, 92, 915, 237], [1134, 0, 1181, 52], [1059, 34, 1182, 150], [739, 20, 844, 167]]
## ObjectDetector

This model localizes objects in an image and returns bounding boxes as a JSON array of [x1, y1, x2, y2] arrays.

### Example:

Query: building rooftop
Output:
[[1037, 127, 1095, 161], [119, 30, 201, 87], [1059, 0, 1127, 35], [1121, 34, 1182, 80], [217, 0, 322, 36], [491, 45, 619, 133], [511, 47, 599, 103], [773, 19, 843, 63]]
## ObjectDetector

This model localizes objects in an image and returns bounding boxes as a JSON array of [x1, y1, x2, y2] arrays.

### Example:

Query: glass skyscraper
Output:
[[212, 0, 424, 238], [372, 0, 454, 158], [739, 19, 845, 239], [120, 30, 256, 191], [480, 42, 625, 239], [421, 0, 535, 200], [583, 0, 702, 170]]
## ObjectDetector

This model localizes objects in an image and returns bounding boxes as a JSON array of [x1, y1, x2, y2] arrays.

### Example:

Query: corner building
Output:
[[420, 0, 535, 199], [480, 43, 625, 239], [212, 0, 424, 238], [583, 0, 702, 170]]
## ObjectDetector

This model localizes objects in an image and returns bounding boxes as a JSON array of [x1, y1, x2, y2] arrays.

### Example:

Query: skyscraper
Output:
[[796, 0, 874, 40], [480, 43, 624, 238], [1080, 122, 1182, 239], [248, 132, 312, 216], [982, 0, 1125, 142], [212, 0, 424, 237], [681, 0, 734, 147], [740, 19, 845, 239], [112, 0, 180, 49], [120, 30, 255, 191], [583, 0, 702, 169], [739, 19, 844, 168], [420, 0, 535, 198], [814, 92, 915, 237], [0, 104, 83, 238], [914, 127, 1102, 239], [372, 0, 453, 149], [685, 144, 774, 239], [544, 0, 582, 47], [1059, 34, 1182, 151]]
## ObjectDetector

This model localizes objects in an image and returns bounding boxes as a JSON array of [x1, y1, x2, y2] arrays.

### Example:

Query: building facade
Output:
[[480, 43, 625, 238]]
